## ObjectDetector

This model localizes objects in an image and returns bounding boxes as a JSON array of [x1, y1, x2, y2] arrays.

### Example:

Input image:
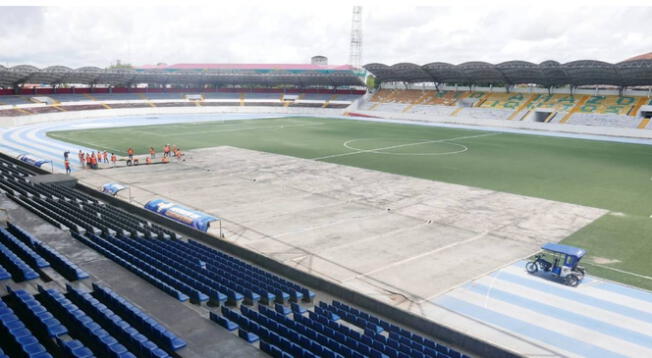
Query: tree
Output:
[[108, 59, 133, 70]]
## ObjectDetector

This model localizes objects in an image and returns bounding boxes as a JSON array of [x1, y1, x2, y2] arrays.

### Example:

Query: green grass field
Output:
[[48, 116, 652, 290]]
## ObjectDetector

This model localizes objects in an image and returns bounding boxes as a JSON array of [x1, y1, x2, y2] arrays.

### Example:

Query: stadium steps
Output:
[[472, 93, 490, 107], [402, 92, 429, 113], [630, 97, 649, 116], [450, 107, 463, 116], [559, 95, 589, 123], [321, 94, 337, 108], [506, 94, 537, 120], [137, 93, 156, 107], [239, 93, 245, 106], [83, 93, 112, 109], [544, 111, 557, 123], [637, 118, 651, 129]]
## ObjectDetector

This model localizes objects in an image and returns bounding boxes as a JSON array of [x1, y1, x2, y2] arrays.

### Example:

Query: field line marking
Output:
[[586, 262, 652, 282], [139, 122, 325, 137], [344, 139, 468, 156], [47, 136, 124, 154], [311, 132, 499, 161], [341, 231, 489, 283]]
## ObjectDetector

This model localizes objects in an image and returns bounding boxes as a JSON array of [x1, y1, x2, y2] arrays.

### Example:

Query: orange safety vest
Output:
[[127, 148, 134, 155], [162, 156, 169, 163], [64, 160, 70, 169], [111, 155, 117, 162]]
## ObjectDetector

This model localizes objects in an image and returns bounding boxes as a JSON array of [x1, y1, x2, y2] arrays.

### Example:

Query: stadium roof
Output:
[[137, 63, 356, 71], [625, 52, 652, 61], [364, 59, 652, 87], [0, 64, 364, 88]]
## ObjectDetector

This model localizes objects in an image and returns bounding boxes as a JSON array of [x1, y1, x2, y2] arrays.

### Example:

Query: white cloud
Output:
[[0, 4, 650, 68]]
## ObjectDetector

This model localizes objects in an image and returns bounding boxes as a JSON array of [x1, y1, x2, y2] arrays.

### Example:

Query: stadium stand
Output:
[[0, 95, 33, 105], [0, 88, 363, 116], [0, 265, 185, 357], [0, 148, 479, 358], [360, 59, 652, 130], [360, 88, 652, 129]]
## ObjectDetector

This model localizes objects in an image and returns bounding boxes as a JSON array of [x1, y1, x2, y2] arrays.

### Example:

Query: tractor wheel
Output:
[[576, 268, 586, 280], [565, 274, 580, 287], [526, 262, 538, 274]]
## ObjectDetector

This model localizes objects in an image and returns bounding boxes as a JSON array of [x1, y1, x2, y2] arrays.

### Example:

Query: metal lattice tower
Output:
[[349, 6, 363, 68]]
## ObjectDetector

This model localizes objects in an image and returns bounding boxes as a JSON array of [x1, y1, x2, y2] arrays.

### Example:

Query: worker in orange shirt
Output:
[[64, 159, 71, 174], [161, 156, 169, 164], [146, 156, 152, 165], [127, 147, 134, 161], [174, 148, 182, 160], [163, 144, 170, 158], [103, 151, 109, 164], [149, 147, 156, 159], [86, 153, 92, 168], [90, 153, 98, 169], [110, 153, 117, 167]]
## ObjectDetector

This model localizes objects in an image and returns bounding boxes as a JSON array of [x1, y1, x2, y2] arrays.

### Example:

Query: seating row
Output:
[[0, 291, 53, 358], [6, 222, 89, 281], [91, 283, 186, 352], [65, 284, 169, 358], [37, 285, 137, 358], [187, 239, 314, 301], [330, 301, 468, 358], [71, 232, 189, 302], [0, 228, 50, 269], [0, 241, 39, 282]]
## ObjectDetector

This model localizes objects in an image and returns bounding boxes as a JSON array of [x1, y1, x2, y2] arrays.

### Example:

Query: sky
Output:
[[0, 2, 651, 68]]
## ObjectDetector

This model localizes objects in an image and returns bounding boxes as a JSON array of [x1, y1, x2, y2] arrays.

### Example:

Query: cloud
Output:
[[0, 4, 650, 68]]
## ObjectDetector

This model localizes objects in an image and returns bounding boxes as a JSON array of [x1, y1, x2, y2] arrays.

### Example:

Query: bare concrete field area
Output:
[[74, 146, 606, 315]]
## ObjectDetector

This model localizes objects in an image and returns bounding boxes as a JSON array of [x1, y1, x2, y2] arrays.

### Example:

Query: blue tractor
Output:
[[526, 243, 586, 287]]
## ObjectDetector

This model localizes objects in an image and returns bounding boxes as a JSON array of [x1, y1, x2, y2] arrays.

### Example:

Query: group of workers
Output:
[[69, 150, 117, 173], [125, 144, 184, 166], [63, 144, 183, 174]]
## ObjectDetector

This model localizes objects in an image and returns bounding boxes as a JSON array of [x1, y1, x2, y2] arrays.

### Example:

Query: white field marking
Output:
[[46, 135, 124, 154], [344, 138, 468, 156], [341, 231, 489, 283], [136, 121, 325, 137], [311, 222, 431, 256], [587, 262, 652, 281], [311, 132, 499, 161]]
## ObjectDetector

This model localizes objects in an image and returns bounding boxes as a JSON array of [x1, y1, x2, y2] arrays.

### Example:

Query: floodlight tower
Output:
[[349, 6, 363, 68]]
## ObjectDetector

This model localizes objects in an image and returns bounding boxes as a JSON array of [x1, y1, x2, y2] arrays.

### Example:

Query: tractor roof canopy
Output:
[[542, 243, 586, 259]]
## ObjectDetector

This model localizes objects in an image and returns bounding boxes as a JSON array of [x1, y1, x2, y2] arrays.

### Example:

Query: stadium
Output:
[[1, 5, 652, 358]]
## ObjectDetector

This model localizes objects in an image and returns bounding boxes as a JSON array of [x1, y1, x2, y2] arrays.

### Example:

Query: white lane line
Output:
[[447, 288, 652, 357], [587, 263, 652, 282], [130, 122, 325, 137], [311, 132, 499, 161], [471, 274, 652, 332], [344, 138, 468, 156], [341, 231, 489, 283]]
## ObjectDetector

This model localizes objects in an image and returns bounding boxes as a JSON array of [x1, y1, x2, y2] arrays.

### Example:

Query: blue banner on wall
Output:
[[16, 154, 50, 168], [144, 198, 218, 232], [102, 183, 127, 196]]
